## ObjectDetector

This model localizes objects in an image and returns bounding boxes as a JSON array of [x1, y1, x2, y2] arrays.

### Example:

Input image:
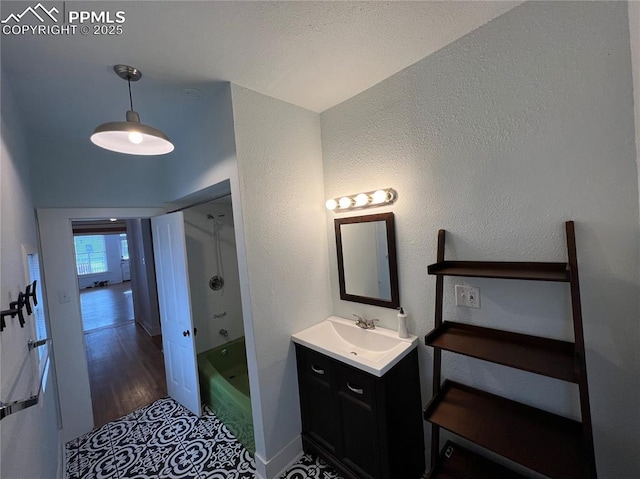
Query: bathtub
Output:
[[197, 336, 255, 454]]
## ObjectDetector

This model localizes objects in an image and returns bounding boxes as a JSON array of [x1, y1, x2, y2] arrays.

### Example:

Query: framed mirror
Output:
[[334, 212, 399, 308]]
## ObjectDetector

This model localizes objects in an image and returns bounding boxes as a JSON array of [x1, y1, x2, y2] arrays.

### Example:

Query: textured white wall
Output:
[[231, 84, 332, 478], [29, 137, 168, 208], [630, 1, 640, 229], [164, 82, 239, 203], [1, 74, 60, 479], [321, 2, 640, 477]]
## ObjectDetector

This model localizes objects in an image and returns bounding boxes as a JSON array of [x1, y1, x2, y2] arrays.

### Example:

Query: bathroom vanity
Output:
[[292, 317, 425, 479]]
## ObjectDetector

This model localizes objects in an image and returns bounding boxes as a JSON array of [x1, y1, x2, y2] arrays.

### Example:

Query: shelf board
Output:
[[424, 380, 586, 479], [428, 441, 526, 479], [427, 261, 570, 282], [426, 321, 578, 383]]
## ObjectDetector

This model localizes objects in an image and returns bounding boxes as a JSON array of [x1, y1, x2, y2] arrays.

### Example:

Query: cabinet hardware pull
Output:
[[311, 365, 325, 375], [347, 383, 364, 395]]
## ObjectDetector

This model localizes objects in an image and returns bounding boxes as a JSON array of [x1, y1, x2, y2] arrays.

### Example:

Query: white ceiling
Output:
[[1, 1, 521, 148]]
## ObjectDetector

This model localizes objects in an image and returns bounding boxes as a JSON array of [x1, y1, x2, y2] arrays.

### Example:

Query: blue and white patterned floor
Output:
[[66, 397, 343, 479]]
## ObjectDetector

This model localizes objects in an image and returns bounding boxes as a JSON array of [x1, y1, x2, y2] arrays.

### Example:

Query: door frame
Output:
[[37, 207, 164, 443], [37, 181, 262, 453]]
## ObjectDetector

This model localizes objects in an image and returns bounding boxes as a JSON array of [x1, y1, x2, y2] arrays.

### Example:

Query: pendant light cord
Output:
[[127, 76, 134, 111]]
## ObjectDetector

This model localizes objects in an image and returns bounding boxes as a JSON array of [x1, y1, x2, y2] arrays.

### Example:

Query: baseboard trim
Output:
[[136, 319, 161, 337], [58, 435, 65, 479], [254, 435, 303, 479]]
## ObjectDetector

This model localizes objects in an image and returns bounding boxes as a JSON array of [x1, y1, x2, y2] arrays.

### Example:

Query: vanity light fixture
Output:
[[326, 188, 397, 212], [325, 198, 338, 210], [354, 193, 369, 207], [90, 65, 174, 156], [338, 197, 353, 209]]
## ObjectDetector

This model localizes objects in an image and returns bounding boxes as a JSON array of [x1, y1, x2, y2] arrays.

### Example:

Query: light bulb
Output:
[[128, 131, 143, 144], [354, 193, 369, 207], [371, 189, 388, 204], [325, 199, 338, 211], [339, 197, 353, 209]]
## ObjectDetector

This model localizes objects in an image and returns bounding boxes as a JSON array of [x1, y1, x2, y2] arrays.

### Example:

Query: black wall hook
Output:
[[9, 293, 26, 327], [1, 281, 38, 331], [24, 281, 37, 315], [0, 309, 18, 331]]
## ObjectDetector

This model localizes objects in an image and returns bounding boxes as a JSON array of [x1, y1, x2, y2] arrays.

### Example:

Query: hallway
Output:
[[81, 282, 167, 428]]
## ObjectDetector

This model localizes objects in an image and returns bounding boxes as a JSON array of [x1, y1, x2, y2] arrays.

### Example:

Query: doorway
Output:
[[182, 195, 254, 452], [72, 219, 167, 428], [36, 199, 254, 443]]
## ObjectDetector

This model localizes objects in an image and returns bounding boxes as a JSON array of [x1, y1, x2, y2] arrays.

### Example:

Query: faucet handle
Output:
[[352, 314, 364, 322]]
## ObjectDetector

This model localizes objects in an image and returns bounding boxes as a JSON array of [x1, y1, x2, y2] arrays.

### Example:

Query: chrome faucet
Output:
[[352, 314, 378, 330]]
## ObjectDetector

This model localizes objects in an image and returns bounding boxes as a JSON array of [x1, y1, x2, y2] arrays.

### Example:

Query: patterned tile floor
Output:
[[66, 397, 344, 479]]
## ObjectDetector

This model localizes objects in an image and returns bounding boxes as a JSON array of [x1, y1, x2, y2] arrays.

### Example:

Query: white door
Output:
[[151, 211, 201, 416], [120, 259, 131, 281]]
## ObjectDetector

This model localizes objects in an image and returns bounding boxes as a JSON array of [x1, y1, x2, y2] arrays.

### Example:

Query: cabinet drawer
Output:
[[300, 348, 333, 382], [338, 364, 376, 408]]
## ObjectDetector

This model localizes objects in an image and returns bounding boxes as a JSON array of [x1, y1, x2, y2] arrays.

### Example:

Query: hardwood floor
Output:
[[80, 282, 134, 331], [82, 282, 167, 428]]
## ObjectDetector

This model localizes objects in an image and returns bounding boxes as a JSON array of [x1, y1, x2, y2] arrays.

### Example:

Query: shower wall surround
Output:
[[184, 201, 244, 353]]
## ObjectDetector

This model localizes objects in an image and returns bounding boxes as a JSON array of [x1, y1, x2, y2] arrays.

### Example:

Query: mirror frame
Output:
[[334, 212, 400, 309]]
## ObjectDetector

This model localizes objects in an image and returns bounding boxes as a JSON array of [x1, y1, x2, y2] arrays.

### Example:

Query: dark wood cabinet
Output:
[[297, 346, 340, 455], [295, 344, 425, 479], [424, 222, 597, 478], [338, 389, 380, 477]]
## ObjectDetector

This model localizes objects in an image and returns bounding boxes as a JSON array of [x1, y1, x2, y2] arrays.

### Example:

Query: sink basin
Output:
[[291, 316, 418, 377]]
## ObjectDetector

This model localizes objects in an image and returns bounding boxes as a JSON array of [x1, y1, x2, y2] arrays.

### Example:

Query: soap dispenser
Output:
[[397, 307, 409, 338]]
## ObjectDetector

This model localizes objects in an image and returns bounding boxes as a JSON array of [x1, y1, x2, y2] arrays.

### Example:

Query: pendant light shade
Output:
[[91, 65, 174, 156]]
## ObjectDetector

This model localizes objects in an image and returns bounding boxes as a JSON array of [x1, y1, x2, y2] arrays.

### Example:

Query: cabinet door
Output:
[[337, 365, 381, 479], [298, 349, 340, 455]]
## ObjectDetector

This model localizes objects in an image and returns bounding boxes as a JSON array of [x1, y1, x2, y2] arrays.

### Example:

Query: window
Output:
[[23, 245, 47, 366], [27, 253, 46, 343], [74, 235, 108, 275], [120, 233, 129, 260]]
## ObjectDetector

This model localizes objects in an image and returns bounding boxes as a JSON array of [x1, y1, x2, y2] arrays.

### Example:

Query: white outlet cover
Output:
[[58, 290, 70, 303], [455, 285, 480, 309]]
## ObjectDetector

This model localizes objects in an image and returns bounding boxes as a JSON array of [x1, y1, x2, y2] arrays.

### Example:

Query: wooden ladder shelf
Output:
[[424, 221, 596, 478]]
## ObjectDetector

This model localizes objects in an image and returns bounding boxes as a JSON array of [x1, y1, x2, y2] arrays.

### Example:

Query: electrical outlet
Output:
[[455, 285, 480, 309]]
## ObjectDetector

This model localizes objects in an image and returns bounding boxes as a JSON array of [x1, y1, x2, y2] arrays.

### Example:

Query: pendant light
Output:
[[91, 65, 174, 156]]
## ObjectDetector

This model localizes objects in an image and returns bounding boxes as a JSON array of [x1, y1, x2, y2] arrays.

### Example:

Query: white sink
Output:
[[291, 316, 418, 377]]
